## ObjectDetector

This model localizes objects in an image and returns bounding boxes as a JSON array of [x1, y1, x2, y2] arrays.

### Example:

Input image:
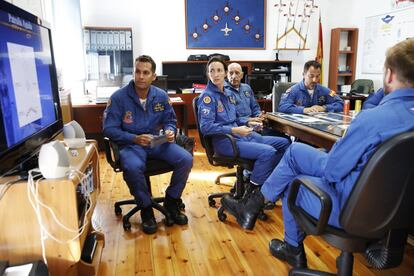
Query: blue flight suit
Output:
[[279, 80, 344, 114], [198, 81, 290, 185], [224, 81, 261, 125], [362, 88, 385, 109], [260, 88, 414, 247], [103, 80, 193, 208]]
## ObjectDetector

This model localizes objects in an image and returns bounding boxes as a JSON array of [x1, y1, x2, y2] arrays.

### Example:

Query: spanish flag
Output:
[[316, 12, 323, 84]]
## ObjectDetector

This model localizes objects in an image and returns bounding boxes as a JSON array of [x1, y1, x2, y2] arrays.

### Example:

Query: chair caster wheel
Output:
[[218, 207, 227, 222], [179, 202, 185, 210], [258, 211, 267, 221], [208, 199, 216, 207], [123, 221, 131, 231], [230, 187, 236, 194], [215, 180, 220, 185], [264, 201, 276, 210], [115, 206, 122, 216]]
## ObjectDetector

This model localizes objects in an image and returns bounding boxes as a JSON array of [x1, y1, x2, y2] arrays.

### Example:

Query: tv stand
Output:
[[0, 140, 104, 276]]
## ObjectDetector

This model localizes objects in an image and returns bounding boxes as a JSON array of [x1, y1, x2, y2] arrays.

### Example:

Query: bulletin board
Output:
[[362, 6, 414, 74], [185, 0, 266, 49]]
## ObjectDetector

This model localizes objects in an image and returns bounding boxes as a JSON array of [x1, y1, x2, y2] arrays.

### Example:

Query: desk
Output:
[[72, 99, 188, 149], [266, 112, 353, 150], [0, 140, 104, 275]]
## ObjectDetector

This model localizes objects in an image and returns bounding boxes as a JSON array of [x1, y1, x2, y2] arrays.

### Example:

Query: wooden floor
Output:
[[94, 130, 414, 276]]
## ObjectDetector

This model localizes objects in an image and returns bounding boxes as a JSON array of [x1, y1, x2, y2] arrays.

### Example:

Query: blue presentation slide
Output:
[[0, 9, 56, 149]]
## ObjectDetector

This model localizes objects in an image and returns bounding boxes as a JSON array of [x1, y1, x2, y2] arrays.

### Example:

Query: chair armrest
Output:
[[103, 137, 121, 172], [204, 133, 240, 160], [287, 177, 332, 235]]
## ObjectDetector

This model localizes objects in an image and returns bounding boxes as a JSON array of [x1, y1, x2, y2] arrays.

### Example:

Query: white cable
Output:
[[27, 169, 92, 245]]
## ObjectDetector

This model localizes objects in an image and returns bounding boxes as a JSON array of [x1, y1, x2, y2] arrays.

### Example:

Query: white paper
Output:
[[7, 42, 42, 127]]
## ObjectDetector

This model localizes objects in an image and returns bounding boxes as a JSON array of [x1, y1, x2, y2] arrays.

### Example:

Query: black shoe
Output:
[[140, 206, 157, 234], [220, 189, 265, 230], [243, 181, 260, 197], [269, 239, 307, 268], [164, 194, 188, 225]]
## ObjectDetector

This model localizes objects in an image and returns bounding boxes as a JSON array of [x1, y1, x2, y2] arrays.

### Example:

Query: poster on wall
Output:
[[185, 0, 266, 49], [362, 6, 414, 74]]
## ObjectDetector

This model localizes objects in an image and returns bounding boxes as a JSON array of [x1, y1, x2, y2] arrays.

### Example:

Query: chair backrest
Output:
[[272, 82, 296, 112], [192, 96, 216, 165], [350, 79, 374, 95], [340, 131, 414, 239]]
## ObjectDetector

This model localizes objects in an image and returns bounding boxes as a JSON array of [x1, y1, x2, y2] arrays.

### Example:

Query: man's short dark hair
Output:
[[303, 60, 321, 73], [135, 55, 156, 73]]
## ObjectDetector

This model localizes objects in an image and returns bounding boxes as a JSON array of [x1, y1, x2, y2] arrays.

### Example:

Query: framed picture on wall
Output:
[[185, 0, 266, 49]]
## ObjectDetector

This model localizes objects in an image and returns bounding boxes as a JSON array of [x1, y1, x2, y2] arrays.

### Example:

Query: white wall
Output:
[[80, 0, 325, 82], [80, 0, 398, 91]]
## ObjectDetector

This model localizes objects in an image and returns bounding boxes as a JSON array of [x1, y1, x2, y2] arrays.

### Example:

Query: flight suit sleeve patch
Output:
[[123, 111, 133, 124], [286, 87, 292, 93], [329, 90, 336, 97], [203, 96, 211, 104], [107, 98, 112, 107], [153, 102, 165, 112], [202, 108, 210, 116]]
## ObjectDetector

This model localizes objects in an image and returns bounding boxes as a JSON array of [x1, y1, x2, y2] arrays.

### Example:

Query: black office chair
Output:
[[350, 79, 374, 95], [287, 131, 414, 276], [104, 137, 191, 231], [192, 96, 269, 222], [272, 82, 296, 112]]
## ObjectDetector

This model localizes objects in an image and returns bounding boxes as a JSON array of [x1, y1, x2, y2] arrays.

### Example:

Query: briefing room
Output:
[[1, 0, 414, 275]]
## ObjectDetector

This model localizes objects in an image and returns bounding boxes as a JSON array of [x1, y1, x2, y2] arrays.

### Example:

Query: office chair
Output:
[[287, 131, 414, 276], [272, 82, 296, 112], [192, 96, 252, 206], [104, 137, 191, 231], [350, 79, 374, 95], [192, 96, 268, 221]]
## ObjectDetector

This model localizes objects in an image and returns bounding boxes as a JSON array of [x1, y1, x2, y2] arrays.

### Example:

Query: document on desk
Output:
[[169, 96, 183, 103], [278, 113, 326, 124]]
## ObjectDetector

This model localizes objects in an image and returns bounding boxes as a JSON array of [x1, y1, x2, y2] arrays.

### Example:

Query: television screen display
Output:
[[0, 0, 62, 176], [247, 74, 273, 99]]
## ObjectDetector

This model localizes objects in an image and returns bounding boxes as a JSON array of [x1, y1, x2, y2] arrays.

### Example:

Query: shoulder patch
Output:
[[286, 87, 292, 93], [168, 98, 172, 106], [107, 98, 111, 107], [329, 90, 336, 97], [203, 96, 211, 104]]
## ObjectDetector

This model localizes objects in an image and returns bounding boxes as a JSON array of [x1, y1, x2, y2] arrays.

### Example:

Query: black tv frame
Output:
[[0, 0, 63, 177]]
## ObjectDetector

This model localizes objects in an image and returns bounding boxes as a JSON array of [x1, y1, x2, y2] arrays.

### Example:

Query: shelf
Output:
[[328, 28, 359, 91]]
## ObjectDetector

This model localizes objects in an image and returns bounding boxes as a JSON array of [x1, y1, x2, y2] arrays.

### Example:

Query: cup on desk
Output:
[[354, 100, 362, 114]]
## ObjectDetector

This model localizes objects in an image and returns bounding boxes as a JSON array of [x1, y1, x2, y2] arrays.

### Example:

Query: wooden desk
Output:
[[266, 112, 352, 150], [0, 140, 104, 275], [72, 99, 188, 149]]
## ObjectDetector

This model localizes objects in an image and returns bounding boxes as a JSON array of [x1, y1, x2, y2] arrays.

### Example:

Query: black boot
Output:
[[140, 206, 157, 234], [220, 189, 265, 230], [269, 239, 307, 268], [164, 194, 188, 225]]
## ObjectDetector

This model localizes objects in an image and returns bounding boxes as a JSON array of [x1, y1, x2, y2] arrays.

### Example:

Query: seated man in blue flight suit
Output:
[[221, 39, 414, 267], [225, 62, 284, 137], [279, 60, 344, 114], [103, 55, 193, 234], [362, 88, 385, 109], [198, 57, 290, 223]]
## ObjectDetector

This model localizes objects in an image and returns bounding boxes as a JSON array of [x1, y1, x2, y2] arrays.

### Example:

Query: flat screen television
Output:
[[247, 73, 274, 99], [0, 0, 62, 177]]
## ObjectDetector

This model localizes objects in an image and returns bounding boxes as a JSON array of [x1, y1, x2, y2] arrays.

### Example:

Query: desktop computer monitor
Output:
[[247, 74, 273, 99]]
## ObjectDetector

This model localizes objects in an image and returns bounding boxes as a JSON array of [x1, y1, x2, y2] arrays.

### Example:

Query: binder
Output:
[[102, 31, 108, 50], [90, 30, 97, 51], [83, 29, 90, 51], [113, 31, 120, 50], [119, 31, 126, 50], [107, 31, 114, 50], [125, 30, 132, 50], [96, 31, 103, 50]]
